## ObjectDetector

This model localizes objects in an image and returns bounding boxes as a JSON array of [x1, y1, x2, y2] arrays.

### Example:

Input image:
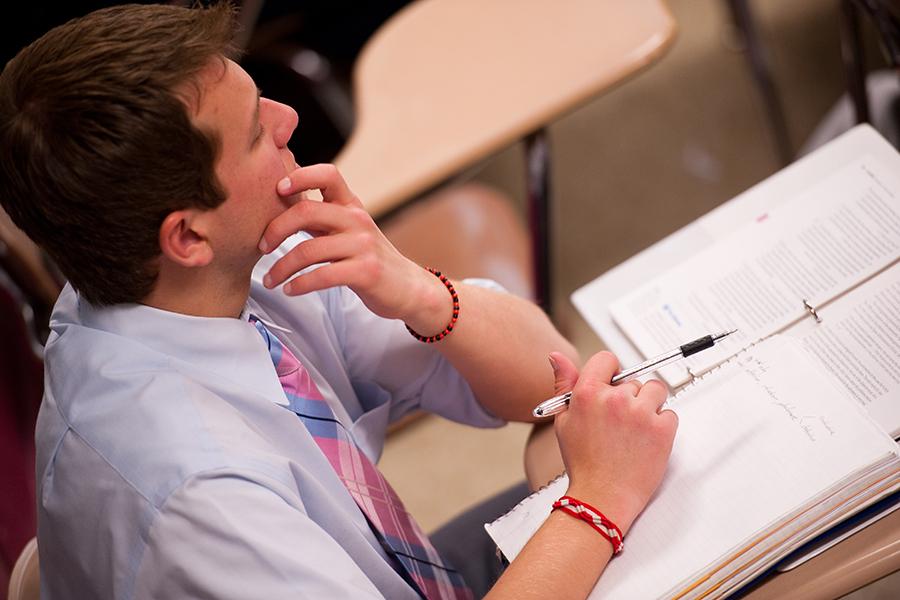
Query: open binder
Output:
[[486, 336, 900, 599], [485, 125, 900, 599], [605, 135, 900, 435]]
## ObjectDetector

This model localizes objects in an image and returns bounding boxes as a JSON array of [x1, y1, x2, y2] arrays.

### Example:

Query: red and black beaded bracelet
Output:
[[405, 268, 459, 343]]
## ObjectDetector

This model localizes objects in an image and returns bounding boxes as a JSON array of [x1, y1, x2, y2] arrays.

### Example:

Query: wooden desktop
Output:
[[333, 0, 677, 312], [334, 0, 677, 217]]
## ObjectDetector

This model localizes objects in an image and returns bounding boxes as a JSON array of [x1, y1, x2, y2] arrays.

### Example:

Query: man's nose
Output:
[[269, 100, 299, 148]]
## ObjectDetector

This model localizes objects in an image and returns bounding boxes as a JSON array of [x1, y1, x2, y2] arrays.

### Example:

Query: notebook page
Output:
[[788, 261, 900, 436], [484, 475, 568, 561], [608, 156, 900, 387], [483, 336, 898, 599], [589, 336, 897, 599]]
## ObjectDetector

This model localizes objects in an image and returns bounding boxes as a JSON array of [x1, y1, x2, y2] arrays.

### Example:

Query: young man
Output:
[[0, 4, 677, 598]]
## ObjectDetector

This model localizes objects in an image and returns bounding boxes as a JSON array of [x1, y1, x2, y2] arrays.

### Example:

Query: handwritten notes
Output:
[[583, 336, 898, 599], [737, 352, 836, 443], [771, 401, 836, 443], [487, 335, 900, 600]]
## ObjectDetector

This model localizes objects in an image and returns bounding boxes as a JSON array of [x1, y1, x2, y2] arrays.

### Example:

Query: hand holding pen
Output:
[[549, 350, 679, 537], [534, 330, 737, 418]]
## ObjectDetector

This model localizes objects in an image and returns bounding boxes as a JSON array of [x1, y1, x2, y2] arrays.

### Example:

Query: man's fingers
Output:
[[259, 199, 370, 254], [617, 379, 642, 397], [550, 351, 579, 395], [635, 379, 669, 413], [573, 351, 620, 395], [263, 234, 360, 289], [280, 260, 360, 296], [657, 406, 679, 431], [276, 164, 361, 208]]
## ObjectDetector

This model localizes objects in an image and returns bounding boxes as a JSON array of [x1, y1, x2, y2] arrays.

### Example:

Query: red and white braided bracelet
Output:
[[552, 495, 625, 555]]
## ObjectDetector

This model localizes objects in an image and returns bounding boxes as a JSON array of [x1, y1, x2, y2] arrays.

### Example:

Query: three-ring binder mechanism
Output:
[[685, 300, 823, 385], [802, 298, 822, 323]]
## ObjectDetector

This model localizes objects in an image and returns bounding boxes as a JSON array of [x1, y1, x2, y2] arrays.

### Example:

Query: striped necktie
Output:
[[250, 317, 472, 599]]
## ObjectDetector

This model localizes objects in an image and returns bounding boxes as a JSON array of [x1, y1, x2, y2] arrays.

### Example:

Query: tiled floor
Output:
[[378, 0, 898, 598]]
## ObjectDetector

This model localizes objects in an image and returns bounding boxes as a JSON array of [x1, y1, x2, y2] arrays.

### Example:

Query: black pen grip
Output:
[[680, 335, 714, 357]]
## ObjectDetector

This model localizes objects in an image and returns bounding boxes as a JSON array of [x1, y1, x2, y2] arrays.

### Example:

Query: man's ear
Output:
[[159, 209, 214, 268]]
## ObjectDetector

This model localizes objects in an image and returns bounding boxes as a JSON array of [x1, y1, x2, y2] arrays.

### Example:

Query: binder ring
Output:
[[802, 299, 822, 323]]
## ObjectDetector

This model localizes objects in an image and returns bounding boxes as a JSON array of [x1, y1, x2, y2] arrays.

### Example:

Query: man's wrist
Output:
[[402, 268, 456, 337], [564, 482, 643, 536]]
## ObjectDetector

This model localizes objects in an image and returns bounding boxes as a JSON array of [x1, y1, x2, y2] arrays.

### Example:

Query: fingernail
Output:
[[548, 354, 559, 375], [263, 273, 272, 288], [277, 177, 291, 194], [283, 281, 292, 294], [258, 238, 269, 253]]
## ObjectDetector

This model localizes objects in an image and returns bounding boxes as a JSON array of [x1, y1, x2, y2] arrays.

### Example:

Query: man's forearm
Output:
[[486, 511, 613, 599], [434, 282, 580, 421]]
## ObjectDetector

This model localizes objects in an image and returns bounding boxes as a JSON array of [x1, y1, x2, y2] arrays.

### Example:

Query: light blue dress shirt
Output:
[[36, 243, 505, 599]]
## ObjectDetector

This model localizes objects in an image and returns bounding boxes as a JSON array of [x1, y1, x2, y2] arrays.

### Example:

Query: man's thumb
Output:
[[549, 351, 579, 395]]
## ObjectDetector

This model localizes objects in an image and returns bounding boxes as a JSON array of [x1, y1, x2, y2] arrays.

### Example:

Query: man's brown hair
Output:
[[0, 3, 238, 305]]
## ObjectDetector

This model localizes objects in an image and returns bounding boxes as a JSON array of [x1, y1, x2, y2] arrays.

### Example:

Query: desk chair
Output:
[[725, 0, 794, 166], [332, 0, 677, 315], [0, 289, 40, 592], [840, 0, 900, 125], [0, 209, 61, 346], [7, 538, 38, 600]]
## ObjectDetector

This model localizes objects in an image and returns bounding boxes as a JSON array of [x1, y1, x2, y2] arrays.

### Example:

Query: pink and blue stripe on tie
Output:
[[250, 317, 472, 600]]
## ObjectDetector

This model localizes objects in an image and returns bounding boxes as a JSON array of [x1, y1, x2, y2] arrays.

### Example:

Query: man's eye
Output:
[[255, 125, 265, 144]]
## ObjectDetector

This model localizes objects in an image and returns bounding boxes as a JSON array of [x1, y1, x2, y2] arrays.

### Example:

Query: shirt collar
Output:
[[72, 288, 289, 406]]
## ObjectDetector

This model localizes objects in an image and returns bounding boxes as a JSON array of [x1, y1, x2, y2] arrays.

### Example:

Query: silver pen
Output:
[[532, 329, 737, 418]]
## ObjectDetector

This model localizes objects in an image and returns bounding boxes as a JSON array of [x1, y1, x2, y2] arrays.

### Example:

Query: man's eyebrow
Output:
[[249, 87, 261, 145]]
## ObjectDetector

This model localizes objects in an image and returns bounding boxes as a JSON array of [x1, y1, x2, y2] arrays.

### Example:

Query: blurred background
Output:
[[2, 0, 899, 597]]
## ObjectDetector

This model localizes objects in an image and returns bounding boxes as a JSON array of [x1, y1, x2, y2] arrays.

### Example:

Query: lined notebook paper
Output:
[[485, 336, 900, 599]]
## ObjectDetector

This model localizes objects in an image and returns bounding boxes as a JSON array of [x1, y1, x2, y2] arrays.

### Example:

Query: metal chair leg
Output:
[[726, 0, 794, 165], [841, 0, 871, 124], [525, 129, 552, 315]]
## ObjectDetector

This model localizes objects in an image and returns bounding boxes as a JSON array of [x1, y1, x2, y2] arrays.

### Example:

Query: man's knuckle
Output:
[[607, 387, 633, 405], [596, 350, 619, 371], [572, 381, 598, 403], [348, 207, 372, 226], [318, 269, 337, 288], [293, 200, 313, 218], [355, 231, 375, 252], [662, 410, 679, 432], [364, 255, 383, 279], [603, 393, 629, 418], [645, 379, 666, 393]]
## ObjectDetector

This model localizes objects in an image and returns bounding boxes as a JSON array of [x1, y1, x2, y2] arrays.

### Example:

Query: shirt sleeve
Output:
[[133, 473, 390, 599], [327, 280, 505, 429]]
